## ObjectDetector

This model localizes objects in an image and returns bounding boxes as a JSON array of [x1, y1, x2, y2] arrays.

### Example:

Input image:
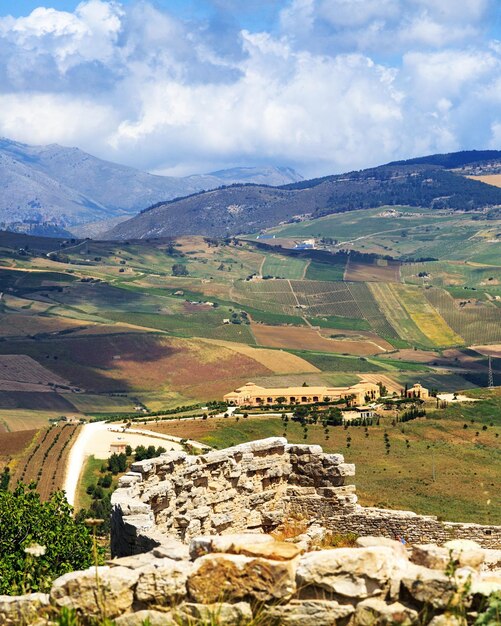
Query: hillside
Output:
[[0, 138, 302, 235], [106, 158, 501, 239]]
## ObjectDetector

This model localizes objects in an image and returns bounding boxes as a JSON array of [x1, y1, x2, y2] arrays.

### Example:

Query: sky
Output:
[[0, 1, 500, 177]]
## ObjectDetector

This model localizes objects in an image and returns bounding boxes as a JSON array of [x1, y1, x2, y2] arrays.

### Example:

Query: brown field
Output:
[[382, 349, 440, 363], [0, 312, 86, 337], [198, 339, 320, 374], [0, 354, 71, 392], [0, 410, 64, 432], [344, 258, 401, 283], [12, 424, 80, 500], [0, 429, 38, 467], [358, 373, 402, 394], [252, 323, 391, 355], [471, 344, 501, 358], [466, 174, 501, 188]]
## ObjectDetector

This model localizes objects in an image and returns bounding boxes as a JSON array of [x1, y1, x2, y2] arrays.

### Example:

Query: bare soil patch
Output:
[[0, 354, 70, 391], [467, 174, 501, 188], [381, 349, 440, 363], [252, 324, 390, 355], [471, 344, 501, 358], [0, 429, 38, 460], [344, 259, 401, 282]]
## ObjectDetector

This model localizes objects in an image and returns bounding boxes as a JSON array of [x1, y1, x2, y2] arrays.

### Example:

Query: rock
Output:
[[50, 566, 138, 618], [152, 540, 190, 561], [189, 534, 274, 559], [239, 541, 301, 561], [357, 536, 408, 557], [135, 558, 192, 605], [401, 564, 465, 609], [175, 601, 253, 625], [428, 615, 467, 626], [354, 598, 419, 625], [412, 542, 484, 572], [260, 599, 354, 625], [0, 593, 49, 626], [296, 547, 401, 600], [470, 573, 501, 597], [187, 553, 296, 603], [482, 549, 501, 573], [114, 609, 177, 625]]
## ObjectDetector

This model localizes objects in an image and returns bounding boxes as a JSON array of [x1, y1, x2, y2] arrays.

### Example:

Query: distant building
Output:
[[110, 442, 127, 455], [294, 238, 316, 250], [404, 383, 429, 400], [224, 381, 380, 407]]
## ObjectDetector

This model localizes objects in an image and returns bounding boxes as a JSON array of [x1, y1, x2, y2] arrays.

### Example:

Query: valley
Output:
[[0, 202, 499, 522]]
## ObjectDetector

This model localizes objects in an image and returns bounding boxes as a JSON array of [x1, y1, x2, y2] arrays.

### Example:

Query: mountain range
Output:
[[0, 138, 303, 236], [106, 150, 501, 240]]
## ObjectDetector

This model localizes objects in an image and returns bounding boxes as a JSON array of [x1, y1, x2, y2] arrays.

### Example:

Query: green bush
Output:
[[0, 484, 94, 594]]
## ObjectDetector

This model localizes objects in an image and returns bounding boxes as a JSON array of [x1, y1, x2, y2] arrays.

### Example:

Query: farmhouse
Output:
[[404, 383, 429, 400], [224, 381, 380, 407]]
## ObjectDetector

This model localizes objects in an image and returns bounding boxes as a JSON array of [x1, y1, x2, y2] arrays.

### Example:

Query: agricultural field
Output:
[[11, 424, 80, 500], [138, 388, 501, 524], [344, 258, 401, 283], [261, 255, 308, 279]]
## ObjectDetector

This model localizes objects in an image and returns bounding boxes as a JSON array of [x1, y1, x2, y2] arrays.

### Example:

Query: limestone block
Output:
[[175, 601, 253, 625], [135, 558, 193, 605], [114, 609, 177, 625], [108, 552, 155, 569], [412, 543, 484, 572], [470, 573, 501, 597], [356, 536, 408, 559], [296, 547, 400, 600], [152, 540, 190, 561], [401, 564, 464, 609], [118, 472, 143, 488], [50, 566, 138, 618], [211, 513, 233, 528], [187, 553, 296, 603], [353, 598, 419, 625], [236, 437, 286, 454], [0, 593, 49, 626], [190, 534, 274, 559], [286, 444, 324, 456], [427, 615, 467, 626], [260, 508, 285, 526], [260, 599, 354, 626]]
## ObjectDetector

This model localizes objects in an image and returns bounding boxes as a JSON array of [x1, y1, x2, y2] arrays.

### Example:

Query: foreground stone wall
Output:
[[3, 534, 501, 625], [111, 438, 501, 556]]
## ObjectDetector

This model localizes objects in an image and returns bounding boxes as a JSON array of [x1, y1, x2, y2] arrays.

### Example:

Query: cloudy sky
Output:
[[0, 0, 500, 177]]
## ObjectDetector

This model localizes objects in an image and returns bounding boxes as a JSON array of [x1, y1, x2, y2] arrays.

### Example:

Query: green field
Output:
[[261, 255, 308, 279]]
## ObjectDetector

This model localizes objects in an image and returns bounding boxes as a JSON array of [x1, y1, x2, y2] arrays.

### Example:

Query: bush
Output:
[[0, 484, 93, 594]]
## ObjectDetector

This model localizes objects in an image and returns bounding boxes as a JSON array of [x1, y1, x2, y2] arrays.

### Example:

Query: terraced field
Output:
[[425, 288, 501, 345]]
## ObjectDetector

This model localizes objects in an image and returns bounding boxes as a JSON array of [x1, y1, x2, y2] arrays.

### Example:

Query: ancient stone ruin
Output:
[[111, 437, 501, 556], [2, 438, 500, 625]]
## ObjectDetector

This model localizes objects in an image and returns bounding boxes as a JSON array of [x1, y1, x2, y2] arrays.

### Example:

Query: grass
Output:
[[75, 455, 105, 511], [289, 350, 386, 372], [305, 260, 346, 281], [145, 392, 501, 524], [261, 255, 308, 279], [308, 316, 371, 331]]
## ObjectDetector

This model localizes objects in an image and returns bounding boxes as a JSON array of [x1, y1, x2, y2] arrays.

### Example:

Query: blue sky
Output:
[[0, 0, 500, 177]]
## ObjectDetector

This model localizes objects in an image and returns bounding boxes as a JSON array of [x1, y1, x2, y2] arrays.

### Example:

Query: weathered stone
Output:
[[296, 547, 400, 600], [444, 540, 485, 570], [412, 541, 484, 572], [401, 564, 465, 609], [189, 533, 301, 561], [175, 601, 253, 625], [114, 609, 177, 625], [261, 599, 354, 625], [135, 558, 192, 605], [50, 566, 138, 618], [0, 593, 49, 626], [428, 615, 467, 626], [187, 553, 296, 603], [354, 598, 419, 625], [152, 540, 190, 561], [470, 573, 501, 597]]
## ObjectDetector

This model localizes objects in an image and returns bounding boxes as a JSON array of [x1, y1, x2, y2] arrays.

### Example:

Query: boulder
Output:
[[412, 542, 484, 572], [187, 553, 296, 603], [353, 598, 419, 625], [260, 599, 354, 625], [428, 615, 467, 626], [401, 564, 466, 610], [189, 534, 274, 559], [175, 601, 253, 625], [296, 547, 401, 600], [135, 558, 193, 605], [0, 593, 49, 626], [114, 609, 177, 625], [50, 566, 138, 619]]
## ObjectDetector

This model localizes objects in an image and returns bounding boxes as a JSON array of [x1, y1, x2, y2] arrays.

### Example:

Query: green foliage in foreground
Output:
[[0, 484, 94, 595]]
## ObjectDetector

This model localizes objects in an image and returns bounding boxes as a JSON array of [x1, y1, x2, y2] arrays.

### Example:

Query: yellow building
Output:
[[224, 381, 380, 407], [404, 383, 429, 400]]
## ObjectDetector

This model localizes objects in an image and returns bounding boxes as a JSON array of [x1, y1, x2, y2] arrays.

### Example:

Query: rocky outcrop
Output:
[[111, 438, 501, 556], [3, 535, 500, 625]]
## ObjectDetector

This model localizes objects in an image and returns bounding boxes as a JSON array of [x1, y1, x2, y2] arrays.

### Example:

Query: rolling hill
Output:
[[106, 154, 501, 239]]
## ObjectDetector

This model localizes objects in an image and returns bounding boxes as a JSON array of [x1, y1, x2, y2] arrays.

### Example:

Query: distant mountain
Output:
[[105, 156, 501, 240], [387, 150, 501, 169], [0, 138, 303, 236]]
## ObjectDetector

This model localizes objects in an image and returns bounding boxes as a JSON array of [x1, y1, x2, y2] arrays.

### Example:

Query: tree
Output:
[[0, 484, 93, 594], [172, 263, 188, 276]]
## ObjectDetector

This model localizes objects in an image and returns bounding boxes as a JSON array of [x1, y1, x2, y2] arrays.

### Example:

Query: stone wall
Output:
[[111, 438, 501, 557], [3, 534, 501, 625]]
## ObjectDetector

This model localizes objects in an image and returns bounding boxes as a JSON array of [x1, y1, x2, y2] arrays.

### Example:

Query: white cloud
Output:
[[0, 0, 499, 177]]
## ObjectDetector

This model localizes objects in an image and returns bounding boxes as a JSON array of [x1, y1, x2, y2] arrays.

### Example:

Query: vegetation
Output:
[[0, 484, 93, 594]]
